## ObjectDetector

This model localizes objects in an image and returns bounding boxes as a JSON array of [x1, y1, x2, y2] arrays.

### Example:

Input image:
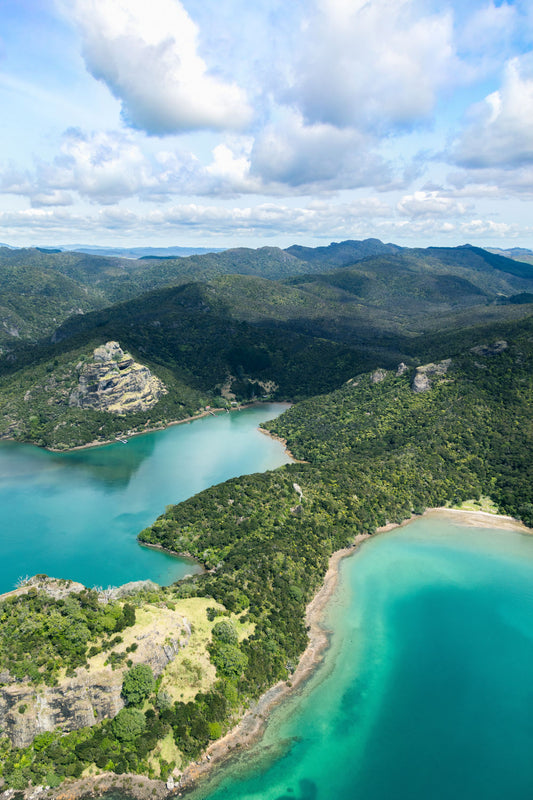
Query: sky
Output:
[[1, 0, 533, 249]]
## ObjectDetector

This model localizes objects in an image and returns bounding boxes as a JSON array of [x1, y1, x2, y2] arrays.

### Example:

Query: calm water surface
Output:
[[0, 404, 291, 592], [191, 515, 533, 800]]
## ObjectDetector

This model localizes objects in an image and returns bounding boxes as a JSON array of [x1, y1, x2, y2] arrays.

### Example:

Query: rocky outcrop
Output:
[[0, 670, 125, 748], [371, 368, 387, 384], [0, 585, 191, 747], [396, 362, 408, 376], [69, 342, 167, 414], [412, 359, 452, 393], [470, 340, 508, 356], [0, 576, 86, 604]]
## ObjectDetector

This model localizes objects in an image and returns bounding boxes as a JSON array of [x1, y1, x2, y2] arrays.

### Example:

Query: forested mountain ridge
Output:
[[2, 241, 532, 352], [1, 238, 533, 450]]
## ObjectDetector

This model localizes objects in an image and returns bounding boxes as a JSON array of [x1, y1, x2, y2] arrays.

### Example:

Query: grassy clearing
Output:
[[148, 730, 182, 775], [158, 598, 254, 705], [452, 495, 500, 514], [85, 604, 189, 675]]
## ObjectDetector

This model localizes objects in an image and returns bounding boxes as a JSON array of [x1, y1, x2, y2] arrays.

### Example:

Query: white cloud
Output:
[[250, 110, 395, 190], [397, 190, 468, 218], [66, 0, 251, 134], [448, 165, 533, 196], [205, 140, 260, 194], [0, 120, 405, 205], [2, 199, 532, 248], [135, 199, 394, 235], [46, 129, 158, 202], [457, 2, 516, 56], [459, 219, 514, 237], [452, 56, 533, 169], [288, 0, 457, 133], [0, 129, 207, 204], [31, 191, 74, 208]]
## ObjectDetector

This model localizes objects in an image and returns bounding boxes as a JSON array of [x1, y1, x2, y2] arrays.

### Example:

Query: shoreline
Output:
[[375, 505, 531, 536], [175, 533, 370, 795], [16, 507, 531, 800], [257, 426, 306, 463], [50, 407, 230, 453], [62, 400, 293, 454], [2, 400, 286, 455], [175, 506, 531, 795]]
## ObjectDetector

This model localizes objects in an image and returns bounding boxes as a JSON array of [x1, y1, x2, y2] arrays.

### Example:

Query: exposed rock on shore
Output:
[[69, 341, 167, 414]]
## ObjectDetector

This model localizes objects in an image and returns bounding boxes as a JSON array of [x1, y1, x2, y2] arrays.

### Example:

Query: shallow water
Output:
[[0, 404, 291, 592], [191, 516, 533, 800]]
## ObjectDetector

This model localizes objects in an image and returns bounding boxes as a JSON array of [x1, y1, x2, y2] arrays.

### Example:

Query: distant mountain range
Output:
[[1, 239, 532, 263], [0, 243, 226, 258], [486, 247, 533, 265], [1, 239, 532, 348]]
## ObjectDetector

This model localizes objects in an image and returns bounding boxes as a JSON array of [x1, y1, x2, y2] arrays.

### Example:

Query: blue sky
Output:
[[1, 0, 532, 248]]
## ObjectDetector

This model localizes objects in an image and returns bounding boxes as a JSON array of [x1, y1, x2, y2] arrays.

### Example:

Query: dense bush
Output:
[[121, 664, 155, 706]]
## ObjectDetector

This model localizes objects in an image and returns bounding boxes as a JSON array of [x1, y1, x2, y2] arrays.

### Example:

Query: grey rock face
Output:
[[0, 578, 190, 747], [371, 368, 388, 384], [69, 341, 167, 414], [412, 359, 452, 393], [470, 340, 508, 356], [0, 670, 125, 748]]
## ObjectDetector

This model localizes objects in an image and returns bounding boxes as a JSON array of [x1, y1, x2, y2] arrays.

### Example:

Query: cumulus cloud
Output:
[[2, 199, 531, 246], [66, 0, 251, 134], [397, 190, 468, 218], [205, 140, 260, 194], [452, 56, 533, 169], [0, 129, 208, 205], [449, 165, 533, 196], [250, 110, 396, 191], [287, 0, 457, 133], [31, 191, 74, 208], [45, 129, 158, 202], [0, 120, 406, 205]]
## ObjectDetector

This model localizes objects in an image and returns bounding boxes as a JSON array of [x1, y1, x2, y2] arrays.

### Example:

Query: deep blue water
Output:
[[0, 404, 291, 592], [191, 515, 533, 800]]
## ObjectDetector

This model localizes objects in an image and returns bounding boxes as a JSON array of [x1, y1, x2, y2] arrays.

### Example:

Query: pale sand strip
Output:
[[176, 534, 370, 793]]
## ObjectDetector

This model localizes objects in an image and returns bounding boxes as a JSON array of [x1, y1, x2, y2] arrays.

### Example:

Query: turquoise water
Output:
[[193, 515, 533, 800], [0, 404, 291, 592]]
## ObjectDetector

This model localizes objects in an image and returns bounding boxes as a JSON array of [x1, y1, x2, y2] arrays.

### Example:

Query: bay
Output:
[[0, 403, 291, 593], [192, 514, 533, 800]]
